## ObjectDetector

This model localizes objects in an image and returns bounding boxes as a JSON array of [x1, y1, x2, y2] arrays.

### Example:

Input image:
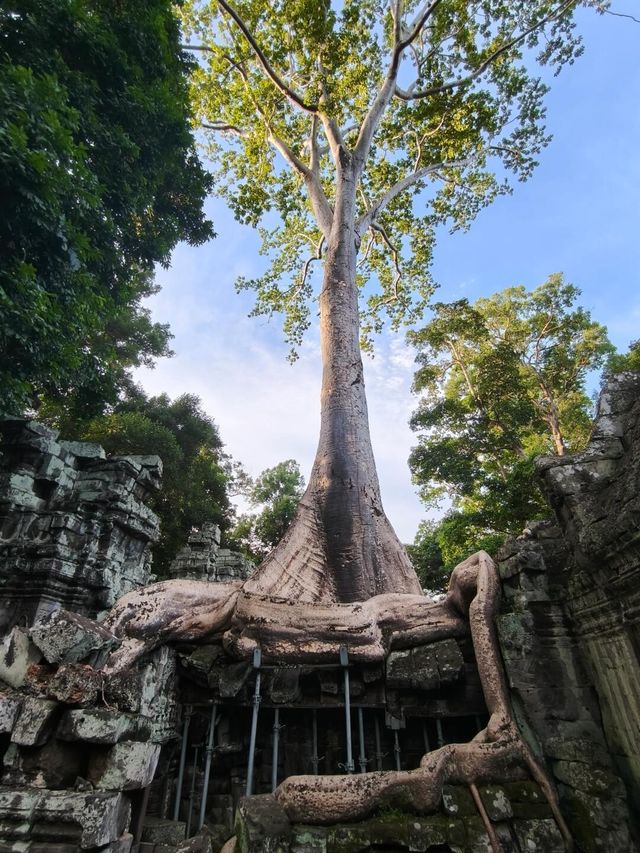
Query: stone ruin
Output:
[[0, 373, 638, 853], [167, 526, 253, 585]]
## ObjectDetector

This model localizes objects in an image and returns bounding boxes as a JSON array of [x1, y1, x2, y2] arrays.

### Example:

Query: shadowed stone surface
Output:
[[0, 417, 162, 630]]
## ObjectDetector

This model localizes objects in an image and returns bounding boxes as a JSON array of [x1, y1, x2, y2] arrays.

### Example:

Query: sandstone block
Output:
[[0, 627, 42, 688], [46, 664, 101, 705], [142, 816, 189, 844], [57, 708, 148, 744], [11, 697, 58, 746], [478, 785, 513, 821], [89, 741, 161, 790], [512, 818, 565, 852], [0, 787, 130, 848], [30, 609, 119, 664], [234, 795, 290, 852], [0, 692, 22, 734]]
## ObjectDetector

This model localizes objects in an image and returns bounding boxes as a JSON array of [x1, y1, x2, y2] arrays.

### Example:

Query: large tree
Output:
[[181, 0, 607, 604], [0, 0, 213, 417], [408, 275, 613, 567]]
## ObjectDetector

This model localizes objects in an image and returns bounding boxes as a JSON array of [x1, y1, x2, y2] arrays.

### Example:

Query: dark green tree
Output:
[[81, 392, 234, 575], [409, 275, 614, 566], [229, 460, 305, 562], [0, 0, 213, 416]]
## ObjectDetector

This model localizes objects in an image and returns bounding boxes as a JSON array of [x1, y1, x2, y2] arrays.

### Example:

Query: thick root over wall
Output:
[[102, 552, 573, 852]]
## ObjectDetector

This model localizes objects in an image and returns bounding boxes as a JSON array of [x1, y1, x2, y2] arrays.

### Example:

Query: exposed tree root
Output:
[[100, 552, 572, 850]]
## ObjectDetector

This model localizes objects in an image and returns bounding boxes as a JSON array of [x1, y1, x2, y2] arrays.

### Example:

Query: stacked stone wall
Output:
[[0, 418, 162, 630]]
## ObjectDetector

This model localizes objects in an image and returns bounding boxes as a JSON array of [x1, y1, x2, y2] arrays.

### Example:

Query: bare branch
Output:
[[202, 122, 247, 137], [359, 158, 473, 231], [295, 236, 326, 297], [216, 0, 318, 113], [604, 9, 640, 24], [395, 0, 578, 101], [371, 223, 402, 303]]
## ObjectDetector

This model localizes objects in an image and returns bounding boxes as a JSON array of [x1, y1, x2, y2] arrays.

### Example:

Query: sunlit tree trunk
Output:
[[244, 160, 421, 604]]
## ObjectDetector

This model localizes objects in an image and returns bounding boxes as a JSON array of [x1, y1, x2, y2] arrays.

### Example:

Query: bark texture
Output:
[[244, 159, 421, 604]]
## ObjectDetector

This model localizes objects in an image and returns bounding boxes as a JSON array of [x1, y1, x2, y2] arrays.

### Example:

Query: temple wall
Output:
[[0, 418, 162, 630]]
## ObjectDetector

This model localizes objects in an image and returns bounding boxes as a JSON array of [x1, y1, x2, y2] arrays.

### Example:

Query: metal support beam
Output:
[[245, 647, 262, 796], [436, 717, 445, 748], [173, 705, 192, 821], [311, 709, 319, 775], [357, 708, 367, 773], [422, 722, 431, 754], [393, 730, 401, 771], [185, 745, 199, 839], [339, 646, 354, 773], [198, 704, 218, 830], [374, 715, 384, 771], [271, 708, 282, 792]]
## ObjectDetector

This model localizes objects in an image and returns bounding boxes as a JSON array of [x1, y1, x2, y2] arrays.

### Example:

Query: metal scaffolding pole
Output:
[[339, 646, 354, 773], [198, 703, 218, 830], [172, 705, 192, 821], [271, 708, 282, 792], [357, 708, 367, 773], [245, 647, 262, 796], [374, 715, 384, 771], [311, 709, 319, 775], [185, 745, 199, 838], [436, 718, 445, 748], [393, 730, 401, 771], [422, 722, 431, 754]]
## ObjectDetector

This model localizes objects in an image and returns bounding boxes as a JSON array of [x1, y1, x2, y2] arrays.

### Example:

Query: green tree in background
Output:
[[81, 392, 234, 575], [178, 0, 608, 601], [230, 460, 305, 562], [0, 0, 213, 417], [408, 275, 614, 570]]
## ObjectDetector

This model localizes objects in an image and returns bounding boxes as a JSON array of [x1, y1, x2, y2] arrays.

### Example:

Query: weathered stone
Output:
[[441, 785, 477, 817], [386, 640, 463, 691], [512, 818, 566, 852], [141, 816, 188, 844], [234, 794, 291, 852], [30, 609, 119, 665], [0, 627, 42, 689], [218, 662, 252, 699], [45, 663, 101, 705], [11, 697, 58, 746], [57, 708, 149, 744], [2, 738, 86, 789], [175, 828, 214, 853], [0, 787, 130, 848], [0, 419, 161, 631], [433, 639, 465, 685], [88, 741, 161, 790], [270, 668, 301, 704], [99, 833, 134, 852], [0, 692, 21, 734], [179, 645, 225, 686], [478, 785, 513, 821]]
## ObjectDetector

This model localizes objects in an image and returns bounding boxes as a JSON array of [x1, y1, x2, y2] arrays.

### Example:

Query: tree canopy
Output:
[[408, 274, 613, 568], [230, 459, 305, 562], [0, 0, 214, 416], [182, 0, 607, 354]]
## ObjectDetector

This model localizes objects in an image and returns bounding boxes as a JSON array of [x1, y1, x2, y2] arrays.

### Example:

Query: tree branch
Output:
[[359, 158, 473, 231], [216, 0, 318, 113], [395, 0, 578, 101], [354, 0, 444, 168], [202, 122, 247, 137]]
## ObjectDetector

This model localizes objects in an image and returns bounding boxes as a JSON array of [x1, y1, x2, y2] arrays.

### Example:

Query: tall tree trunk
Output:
[[244, 160, 421, 604]]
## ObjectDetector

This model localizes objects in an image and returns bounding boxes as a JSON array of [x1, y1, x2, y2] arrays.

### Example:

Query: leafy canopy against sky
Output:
[[181, 0, 607, 356]]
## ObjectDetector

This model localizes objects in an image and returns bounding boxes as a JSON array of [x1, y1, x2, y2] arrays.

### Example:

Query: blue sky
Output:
[[134, 7, 640, 542]]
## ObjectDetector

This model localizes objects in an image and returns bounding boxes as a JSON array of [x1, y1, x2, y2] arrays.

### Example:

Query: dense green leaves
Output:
[[229, 459, 305, 561], [182, 0, 607, 353], [0, 0, 213, 415], [78, 392, 234, 575], [408, 275, 614, 565]]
